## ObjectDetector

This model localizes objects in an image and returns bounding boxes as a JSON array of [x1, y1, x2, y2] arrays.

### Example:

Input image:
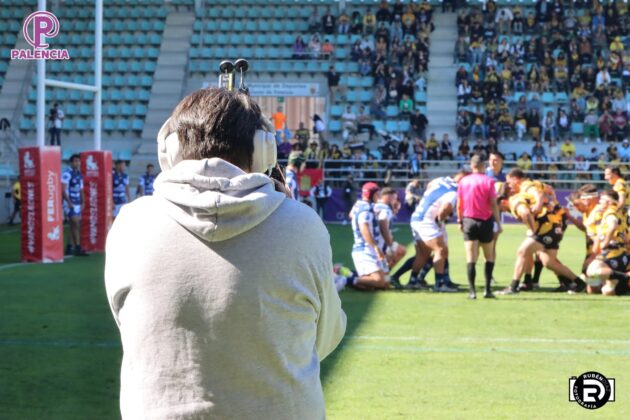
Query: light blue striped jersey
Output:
[[374, 202, 394, 249], [350, 199, 380, 253], [286, 168, 299, 200], [411, 177, 458, 223]]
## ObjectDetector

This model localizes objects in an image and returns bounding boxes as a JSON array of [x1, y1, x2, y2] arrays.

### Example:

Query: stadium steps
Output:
[[0, 35, 32, 125], [426, 12, 458, 142], [135, 9, 195, 178]]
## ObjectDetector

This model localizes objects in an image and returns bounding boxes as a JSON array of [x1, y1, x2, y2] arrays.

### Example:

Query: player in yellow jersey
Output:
[[569, 185, 604, 281], [500, 169, 586, 294], [585, 190, 630, 296], [604, 166, 630, 250]]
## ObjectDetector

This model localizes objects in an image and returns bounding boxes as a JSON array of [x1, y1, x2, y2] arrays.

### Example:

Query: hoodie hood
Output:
[[153, 158, 286, 242]]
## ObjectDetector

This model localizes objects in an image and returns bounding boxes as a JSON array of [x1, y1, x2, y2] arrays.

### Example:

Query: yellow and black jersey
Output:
[[598, 205, 626, 258], [520, 179, 545, 196], [612, 178, 630, 207], [509, 192, 538, 219], [583, 204, 605, 251]]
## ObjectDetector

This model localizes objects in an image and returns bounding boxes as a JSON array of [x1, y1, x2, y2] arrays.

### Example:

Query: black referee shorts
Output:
[[462, 217, 494, 243]]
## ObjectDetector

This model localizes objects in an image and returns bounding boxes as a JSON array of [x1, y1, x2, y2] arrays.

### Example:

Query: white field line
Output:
[[0, 228, 20, 234], [0, 255, 74, 271], [347, 335, 630, 345]]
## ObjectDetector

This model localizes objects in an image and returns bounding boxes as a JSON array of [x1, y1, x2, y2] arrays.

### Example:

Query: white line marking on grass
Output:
[[342, 343, 630, 356], [0, 228, 19, 234], [348, 335, 630, 345], [0, 256, 74, 271], [0, 339, 120, 348]]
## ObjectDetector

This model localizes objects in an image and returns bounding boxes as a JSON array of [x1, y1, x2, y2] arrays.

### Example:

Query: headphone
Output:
[[156, 58, 277, 173]]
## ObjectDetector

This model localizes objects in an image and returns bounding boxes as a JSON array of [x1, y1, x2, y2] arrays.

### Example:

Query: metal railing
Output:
[[283, 158, 611, 189]]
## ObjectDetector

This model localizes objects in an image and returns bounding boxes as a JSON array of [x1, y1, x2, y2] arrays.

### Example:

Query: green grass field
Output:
[[0, 223, 629, 419]]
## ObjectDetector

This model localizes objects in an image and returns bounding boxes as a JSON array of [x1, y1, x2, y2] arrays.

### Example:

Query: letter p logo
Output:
[[23, 11, 60, 49]]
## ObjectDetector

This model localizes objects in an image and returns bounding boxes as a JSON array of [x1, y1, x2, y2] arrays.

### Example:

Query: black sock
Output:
[[392, 257, 414, 280], [610, 272, 629, 282], [524, 273, 532, 286], [533, 260, 543, 284], [510, 279, 520, 291], [557, 275, 571, 287], [444, 259, 450, 277], [418, 260, 434, 282], [484, 261, 494, 291], [409, 270, 419, 283], [467, 263, 476, 290]]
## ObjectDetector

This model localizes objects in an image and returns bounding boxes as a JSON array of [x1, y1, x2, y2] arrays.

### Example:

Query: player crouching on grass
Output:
[[349, 182, 390, 290], [374, 188, 406, 286], [499, 169, 586, 294], [585, 190, 630, 296]]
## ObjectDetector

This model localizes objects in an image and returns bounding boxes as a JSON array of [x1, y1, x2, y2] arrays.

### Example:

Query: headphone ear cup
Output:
[[252, 130, 277, 173]]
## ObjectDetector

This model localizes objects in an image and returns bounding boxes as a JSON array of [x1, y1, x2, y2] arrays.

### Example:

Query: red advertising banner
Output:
[[19, 147, 64, 263], [80, 151, 113, 252], [298, 168, 323, 197]]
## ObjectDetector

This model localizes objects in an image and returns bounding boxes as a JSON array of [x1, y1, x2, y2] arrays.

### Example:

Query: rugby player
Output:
[[500, 169, 586, 294], [604, 166, 630, 249], [61, 154, 88, 256], [585, 190, 630, 296], [112, 160, 130, 218], [569, 184, 604, 277], [349, 182, 389, 290], [408, 169, 469, 292], [137, 163, 157, 197], [374, 188, 406, 285]]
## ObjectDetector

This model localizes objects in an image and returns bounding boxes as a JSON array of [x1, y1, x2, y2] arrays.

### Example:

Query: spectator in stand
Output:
[[557, 109, 570, 139], [404, 179, 422, 212], [356, 105, 375, 140], [321, 39, 334, 60], [440, 134, 454, 161], [410, 108, 428, 139], [619, 139, 630, 161], [584, 109, 600, 143], [575, 155, 590, 180], [295, 122, 310, 148], [326, 66, 341, 102], [516, 152, 532, 171], [271, 106, 286, 144], [350, 10, 363, 34], [598, 110, 614, 142], [399, 94, 413, 115], [307, 7, 319, 33], [613, 111, 627, 142], [341, 106, 357, 140], [363, 7, 376, 34], [425, 133, 439, 161], [527, 108, 541, 140], [541, 110, 557, 141], [322, 7, 336, 35], [313, 114, 327, 143], [338, 10, 350, 34], [292, 36, 307, 59], [560, 136, 576, 158], [531, 140, 547, 164], [457, 79, 471, 107], [376, 1, 391, 24], [309, 34, 321, 59], [457, 110, 471, 141]]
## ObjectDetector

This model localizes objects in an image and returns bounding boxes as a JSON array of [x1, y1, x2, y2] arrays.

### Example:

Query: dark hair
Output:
[[606, 166, 622, 177], [577, 184, 598, 195], [147, 164, 154, 169], [167, 88, 262, 170], [602, 189, 619, 202], [115, 159, 125, 165], [69, 153, 80, 162], [507, 168, 526, 179], [489, 151, 505, 160]]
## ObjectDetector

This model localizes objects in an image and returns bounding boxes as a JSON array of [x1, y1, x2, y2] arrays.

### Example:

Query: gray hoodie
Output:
[[105, 158, 346, 419]]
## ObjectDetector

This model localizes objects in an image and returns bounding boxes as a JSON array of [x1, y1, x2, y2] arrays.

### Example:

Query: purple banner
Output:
[[319, 189, 575, 224]]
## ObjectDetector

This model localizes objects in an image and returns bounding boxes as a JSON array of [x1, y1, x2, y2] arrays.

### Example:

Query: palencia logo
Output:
[[11, 11, 70, 60], [569, 371, 615, 409]]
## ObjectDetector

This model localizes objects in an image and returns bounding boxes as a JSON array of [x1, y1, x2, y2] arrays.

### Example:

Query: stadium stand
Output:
[[18, 0, 166, 140]]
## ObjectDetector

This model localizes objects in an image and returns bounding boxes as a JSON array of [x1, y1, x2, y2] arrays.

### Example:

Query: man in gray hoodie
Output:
[[105, 88, 346, 419]]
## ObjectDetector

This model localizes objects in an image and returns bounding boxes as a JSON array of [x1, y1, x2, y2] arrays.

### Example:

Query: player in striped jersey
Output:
[[585, 190, 630, 296], [374, 188, 406, 277], [569, 184, 604, 276], [604, 166, 630, 249], [349, 182, 390, 290], [406, 170, 469, 292]]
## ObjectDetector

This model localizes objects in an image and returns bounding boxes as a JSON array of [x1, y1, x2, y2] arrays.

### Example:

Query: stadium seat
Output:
[[330, 105, 343, 117], [328, 120, 342, 132], [385, 121, 398, 132], [386, 106, 398, 117], [571, 122, 584, 135]]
